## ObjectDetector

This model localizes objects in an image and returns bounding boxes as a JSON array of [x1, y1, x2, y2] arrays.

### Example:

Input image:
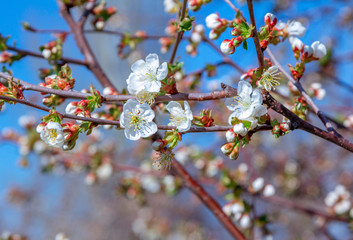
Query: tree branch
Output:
[[57, 0, 117, 91]]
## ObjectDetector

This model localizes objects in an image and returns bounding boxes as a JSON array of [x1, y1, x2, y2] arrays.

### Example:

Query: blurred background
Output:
[[0, 0, 353, 239]]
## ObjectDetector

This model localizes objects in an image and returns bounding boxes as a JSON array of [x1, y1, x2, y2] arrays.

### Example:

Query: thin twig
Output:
[[246, 0, 264, 68], [266, 47, 341, 136]]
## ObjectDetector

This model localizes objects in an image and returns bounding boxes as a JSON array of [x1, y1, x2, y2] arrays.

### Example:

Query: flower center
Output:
[[230, 96, 252, 113], [45, 129, 58, 142], [145, 69, 157, 82], [260, 69, 280, 90], [170, 114, 186, 126], [136, 91, 156, 105], [152, 151, 174, 170], [127, 107, 146, 131]]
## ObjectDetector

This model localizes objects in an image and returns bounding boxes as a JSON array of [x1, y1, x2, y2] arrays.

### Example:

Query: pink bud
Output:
[[264, 13, 277, 27]]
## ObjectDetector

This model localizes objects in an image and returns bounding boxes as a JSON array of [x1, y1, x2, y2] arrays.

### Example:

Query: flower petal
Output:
[[251, 88, 263, 104], [253, 105, 267, 117], [139, 121, 158, 138], [139, 103, 155, 122], [166, 101, 182, 114], [145, 79, 161, 93], [238, 81, 252, 99], [157, 62, 168, 80], [119, 112, 125, 128], [225, 97, 238, 111], [125, 127, 141, 141], [123, 99, 140, 113], [145, 53, 160, 70], [131, 59, 146, 73]]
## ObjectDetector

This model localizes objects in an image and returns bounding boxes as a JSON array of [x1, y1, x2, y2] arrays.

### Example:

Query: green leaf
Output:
[[242, 41, 248, 50]]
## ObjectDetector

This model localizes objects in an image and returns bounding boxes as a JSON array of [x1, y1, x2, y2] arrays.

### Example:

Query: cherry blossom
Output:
[[166, 101, 193, 132]]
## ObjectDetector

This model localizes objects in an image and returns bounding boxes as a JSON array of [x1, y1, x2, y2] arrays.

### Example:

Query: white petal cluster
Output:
[[220, 39, 235, 55], [37, 122, 65, 148], [287, 21, 306, 38], [223, 201, 251, 228], [127, 53, 168, 104], [226, 81, 267, 124], [311, 41, 327, 59], [166, 101, 193, 132], [324, 185, 352, 215], [120, 99, 158, 140], [233, 123, 248, 136]]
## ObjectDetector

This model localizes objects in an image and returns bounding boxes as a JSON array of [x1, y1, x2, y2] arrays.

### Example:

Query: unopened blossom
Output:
[[291, 37, 304, 52], [65, 102, 77, 115], [239, 214, 251, 228], [226, 81, 267, 124], [252, 177, 265, 192], [209, 30, 219, 40], [37, 121, 65, 148], [166, 101, 193, 132], [303, 45, 314, 58], [95, 20, 105, 30], [191, 31, 202, 43], [259, 66, 281, 91], [127, 53, 168, 96], [226, 129, 236, 142], [324, 185, 352, 215], [311, 41, 327, 59], [120, 99, 157, 140], [233, 123, 248, 136], [163, 0, 180, 14], [42, 49, 51, 59], [264, 13, 277, 27], [205, 13, 223, 29], [220, 39, 235, 55], [263, 184, 276, 197]]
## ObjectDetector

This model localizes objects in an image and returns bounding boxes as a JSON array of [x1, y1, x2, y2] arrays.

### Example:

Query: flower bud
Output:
[[209, 30, 219, 40], [228, 144, 240, 160], [233, 123, 248, 136], [311, 41, 327, 59], [290, 37, 304, 52], [279, 122, 290, 132], [263, 184, 276, 197], [188, 0, 202, 11], [220, 39, 235, 55], [152, 140, 165, 151], [251, 177, 264, 192], [206, 13, 222, 29], [42, 49, 51, 59], [302, 45, 314, 58], [221, 142, 234, 154], [194, 24, 205, 33], [272, 125, 281, 135], [264, 13, 277, 27], [226, 129, 236, 142], [65, 102, 77, 115]]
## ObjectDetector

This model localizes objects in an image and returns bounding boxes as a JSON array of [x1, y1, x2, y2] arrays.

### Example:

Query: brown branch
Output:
[[171, 159, 246, 240], [7, 46, 88, 66], [0, 73, 238, 104], [57, 0, 117, 91], [266, 47, 341, 136], [246, 0, 264, 68], [169, 0, 188, 64]]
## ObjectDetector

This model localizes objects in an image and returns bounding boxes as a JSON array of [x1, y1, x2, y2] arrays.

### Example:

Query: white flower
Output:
[[166, 101, 193, 132], [334, 199, 351, 214], [220, 39, 235, 55], [163, 0, 180, 14], [252, 177, 264, 192], [311, 41, 327, 59], [259, 66, 281, 91], [263, 184, 276, 197], [103, 87, 114, 95], [127, 53, 168, 95], [325, 192, 338, 207], [120, 99, 157, 140], [226, 81, 267, 124], [206, 13, 222, 29], [233, 123, 248, 136], [38, 122, 65, 148], [222, 204, 232, 216], [231, 202, 244, 214], [287, 21, 306, 38], [42, 49, 51, 59], [96, 163, 113, 180]]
